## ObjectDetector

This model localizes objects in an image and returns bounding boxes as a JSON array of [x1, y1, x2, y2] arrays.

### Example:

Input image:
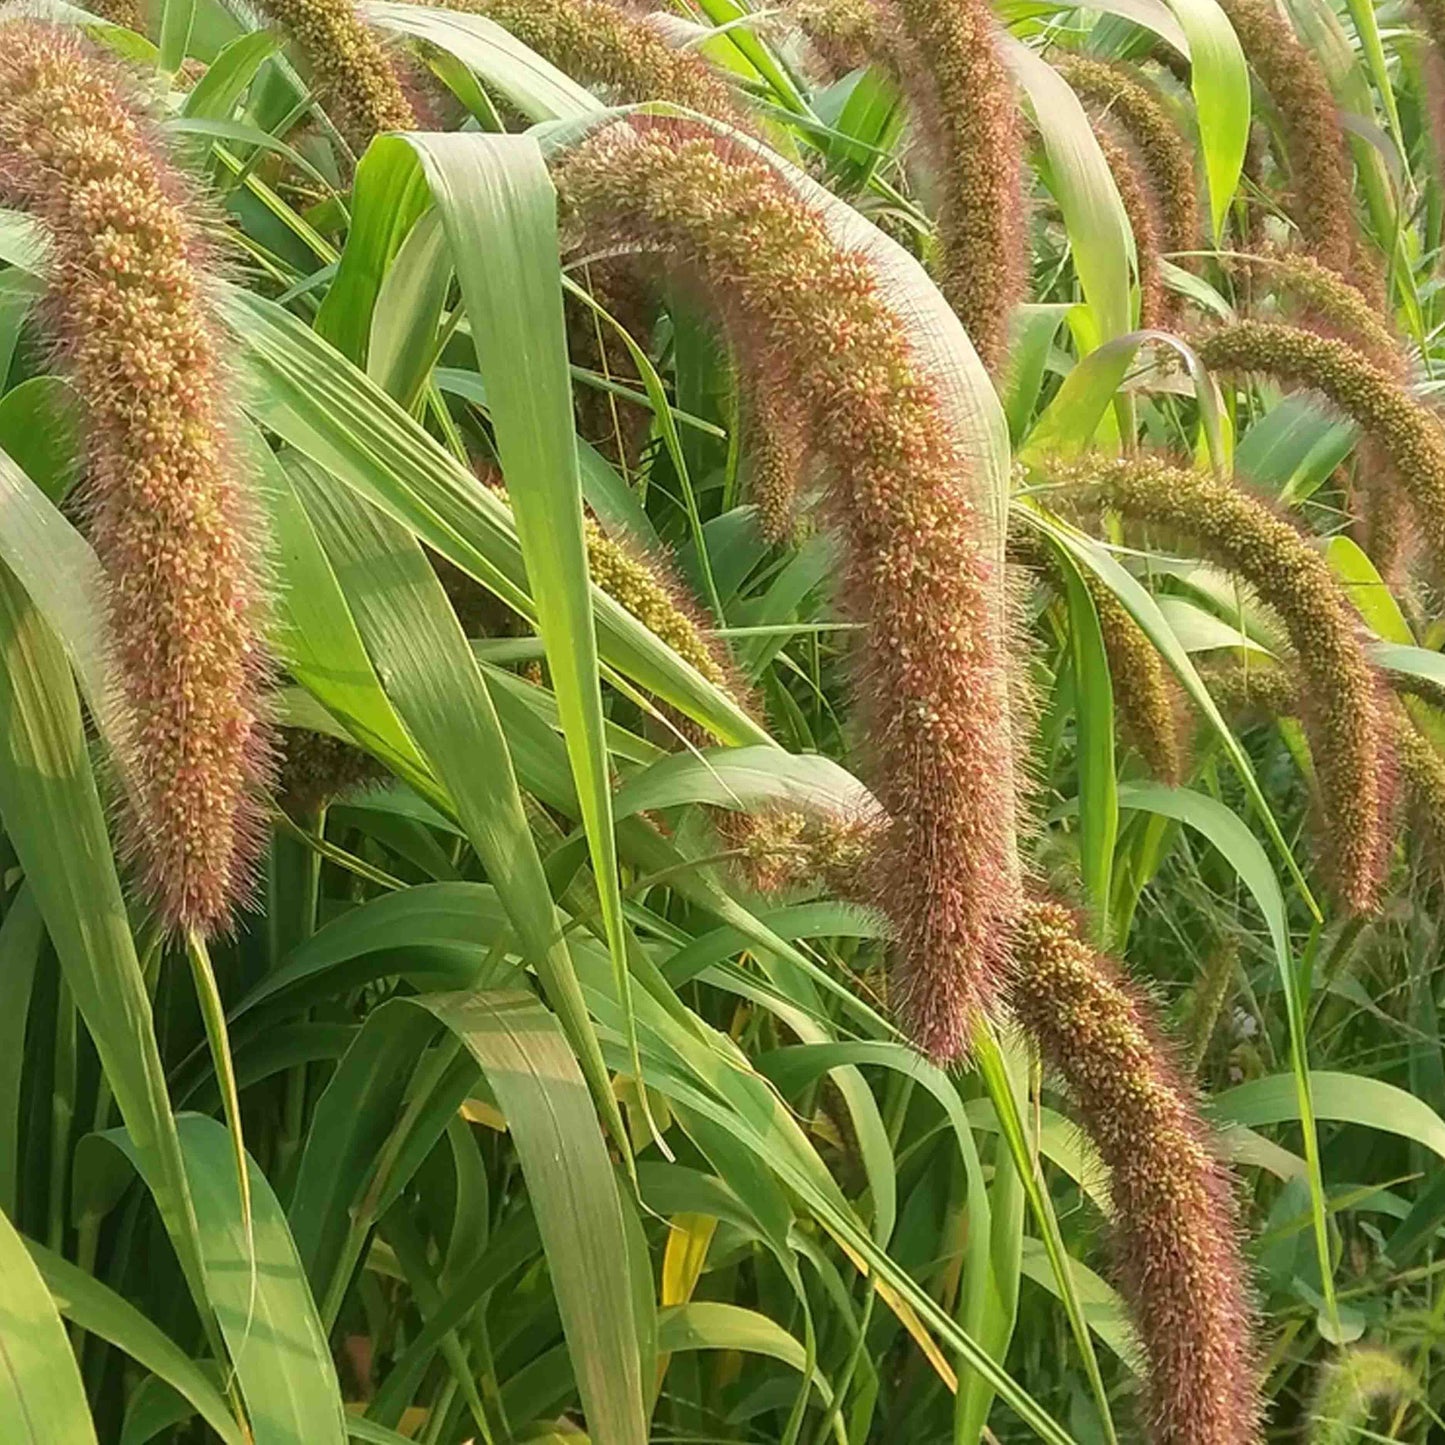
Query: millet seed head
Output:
[[1231, 251, 1402, 376], [1215, 0, 1376, 292], [253, 0, 416, 155], [1309, 1345, 1418, 1445], [878, 0, 1028, 376], [744, 386, 810, 547], [1062, 452, 1394, 914], [558, 118, 1022, 1059], [789, 0, 882, 75], [1094, 121, 1171, 330], [278, 727, 385, 817], [0, 22, 275, 934], [1009, 899, 1263, 1445], [1052, 52, 1200, 263], [1195, 320, 1445, 581], [1009, 523, 1182, 781], [435, 0, 746, 124]]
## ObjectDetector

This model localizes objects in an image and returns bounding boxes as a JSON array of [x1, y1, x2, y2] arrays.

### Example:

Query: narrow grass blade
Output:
[[0, 1207, 97, 1443], [407, 132, 653, 1149], [417, 989, 648, 1445]]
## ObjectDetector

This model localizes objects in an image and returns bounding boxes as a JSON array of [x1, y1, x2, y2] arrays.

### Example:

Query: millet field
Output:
[[3, 0, 1445, 1441]]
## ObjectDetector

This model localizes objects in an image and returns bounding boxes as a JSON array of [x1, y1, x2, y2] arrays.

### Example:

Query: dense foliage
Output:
[[4, 1, 1445, 1442]]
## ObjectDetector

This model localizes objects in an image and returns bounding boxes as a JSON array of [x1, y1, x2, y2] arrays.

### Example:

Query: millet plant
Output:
[[1, 2, 1444, 1444]]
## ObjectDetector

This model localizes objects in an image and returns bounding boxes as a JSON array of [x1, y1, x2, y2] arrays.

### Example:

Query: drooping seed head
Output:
[[1184, 935, 1240, 1075], [1052, 53, 1200, 264], [253, 0, 416, 154], [559, 119, 1022, 1059], [1215, 0, 1372, 290], [789, 0, 882, 74], [437, 0, 746, 123], [1387, 704, 1445, 883], [878, 0, 1027, 375], [0, 23, 274, 934], [1412, 1, 1445, 173], [1009, 900, 1263, 1445], [1232, 251, 1402, 374], [1095, 122, 1171, 330], [744, 387, 810, 547], [1195, 320, 1445, 581], [1062, 453, 1394, 914]]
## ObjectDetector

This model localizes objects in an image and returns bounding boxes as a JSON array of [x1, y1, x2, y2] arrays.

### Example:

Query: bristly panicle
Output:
[[1052, 53, 1200, 264], [1309, 1345, 1418, 1445], [253, 0, 416, 154], [1095, 123, 1170, 330], [789, 0, 881, 75], [1194, 321, 1445, 580], [1215, 0, 1376, 295], [1412, 1, 1445, 173], [0, 23, 274, 934], [1009, 901, 1263, 1445], [1067, 454, 1394, 914], [744, 387, 810, 547], [1231, 252, 1403, 376], [559, 119, 1022, 1059], [278, 729, 385, 817], [1090, 574, 1183, 780], [880, 0, 1027, 376], [437, 0, 745, 122], [582, 516, 740, 702], [1009, 525, 1182, 782], [1387, 705, 1445, 884]]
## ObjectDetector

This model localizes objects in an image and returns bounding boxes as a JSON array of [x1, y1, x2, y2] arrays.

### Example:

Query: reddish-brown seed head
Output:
[[1009, 900, 1263, 1445], [1215, 0, 1376, 293], [559, 119, 1022, 1059], [1069, 453, 1394, 914], [0, 23, 274, 934], [879, 0, 1028, 375], [1052, 53, 1200, 264]]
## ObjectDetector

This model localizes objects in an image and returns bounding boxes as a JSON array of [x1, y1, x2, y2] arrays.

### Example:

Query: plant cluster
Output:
[[4, 2, 1445, 1444]]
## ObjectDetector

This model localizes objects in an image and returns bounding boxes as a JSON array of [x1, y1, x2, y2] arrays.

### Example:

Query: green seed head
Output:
[[1010, 525, 1181, 781], [1194, 321, 1445, 579], [278, 729, 385, 817], [744, 388, 809, 547], [1233, 251, 1402, 375], [440, 0, 745, 122], [790, 0, 882, 74], [559, 118, 1023, 1059], [254, 0, 416, 154], [1061, 453, 1394, 914], [1309, 1345, 1417, 1445], [1009, 900, 1263, 1445], [0, 23, 274, 934]]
